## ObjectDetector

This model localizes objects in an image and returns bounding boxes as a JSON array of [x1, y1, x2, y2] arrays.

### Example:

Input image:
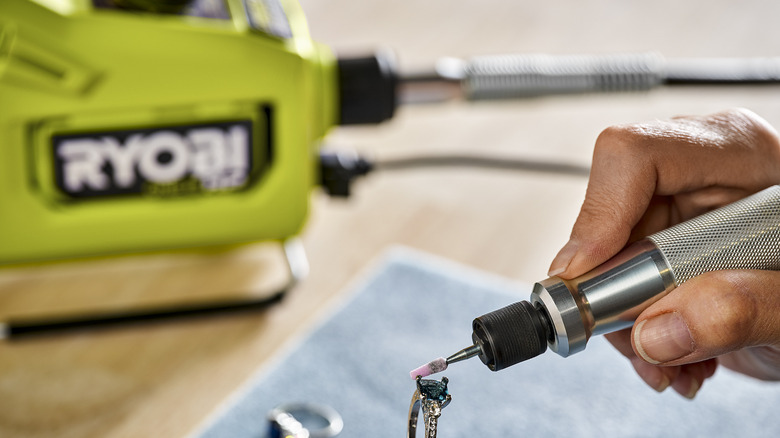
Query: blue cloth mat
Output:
[[196, 247, 780, 438]]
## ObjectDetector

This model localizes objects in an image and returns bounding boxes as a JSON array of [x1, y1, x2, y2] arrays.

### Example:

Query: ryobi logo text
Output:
[[53, 121, 255, 198]]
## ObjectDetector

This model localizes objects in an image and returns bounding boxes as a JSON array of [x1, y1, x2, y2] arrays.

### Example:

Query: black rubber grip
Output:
[[472, 300, 549, 371], [337, 53, 397, 125]]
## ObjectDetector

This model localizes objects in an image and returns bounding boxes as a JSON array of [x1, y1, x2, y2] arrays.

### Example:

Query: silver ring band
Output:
[[268, 402, 343, 438], [407, 377, 451, 438]]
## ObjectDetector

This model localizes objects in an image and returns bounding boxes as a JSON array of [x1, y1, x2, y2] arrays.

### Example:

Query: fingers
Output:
[[718, 346, 780, 380], [668, 360, 717, 399], [549, 108, 780, 279], [629, 356, 677, 393], [632, 270, 780, 374], [605, 330, 635, 358], [608, 330, 678, 394], [609, 269, 780, 398], [608, 269, 780, 397], [608, 329, 713, 397]]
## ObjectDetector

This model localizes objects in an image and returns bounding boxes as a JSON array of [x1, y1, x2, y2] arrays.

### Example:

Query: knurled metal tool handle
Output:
[[649, 185, 780, 284], [531, 185, 780, 358]]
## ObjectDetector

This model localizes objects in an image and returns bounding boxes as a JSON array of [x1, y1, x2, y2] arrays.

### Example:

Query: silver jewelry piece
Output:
[[267, 402, 343, 438], [408, 376, 451, 438]]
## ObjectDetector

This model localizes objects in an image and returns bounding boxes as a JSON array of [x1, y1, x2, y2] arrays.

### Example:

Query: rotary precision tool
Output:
[[411, 185, 780, 376]]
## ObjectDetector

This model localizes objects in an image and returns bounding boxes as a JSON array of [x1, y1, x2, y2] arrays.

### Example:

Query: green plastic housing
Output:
[[0, 0, 338, 265]]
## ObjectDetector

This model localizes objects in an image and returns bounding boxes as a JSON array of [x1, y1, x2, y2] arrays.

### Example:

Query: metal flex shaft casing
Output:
[[531, 185, 780, 357]]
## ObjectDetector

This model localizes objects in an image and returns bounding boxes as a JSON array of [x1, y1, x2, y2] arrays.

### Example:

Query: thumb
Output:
[[631, 270, 780, 367]]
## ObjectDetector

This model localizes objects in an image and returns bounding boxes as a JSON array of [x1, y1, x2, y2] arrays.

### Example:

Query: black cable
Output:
[[319, 150, 590, 198], [664, 58, 780, 85], [373, 154, 590, 177]]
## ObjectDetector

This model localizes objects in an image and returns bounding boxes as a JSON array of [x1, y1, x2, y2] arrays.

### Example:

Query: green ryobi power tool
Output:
[[0, 0, 397, 265]]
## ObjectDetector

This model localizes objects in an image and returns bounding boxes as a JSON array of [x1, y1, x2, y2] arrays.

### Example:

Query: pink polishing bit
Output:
[[409, 357, 448, 379], [409, 345, 482, 379]]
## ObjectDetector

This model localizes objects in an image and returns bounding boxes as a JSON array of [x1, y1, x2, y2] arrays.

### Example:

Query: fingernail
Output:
[[630, 357, 671, 392], [671, 373, 701, 400], [685, 379, 701, 400], [633, 312, 694, 364], [548, 240, 578, 277], [657, 373, 671, 393]]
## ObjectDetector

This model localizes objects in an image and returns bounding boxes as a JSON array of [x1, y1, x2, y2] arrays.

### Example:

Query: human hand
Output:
[[548, 108, 780, 398]]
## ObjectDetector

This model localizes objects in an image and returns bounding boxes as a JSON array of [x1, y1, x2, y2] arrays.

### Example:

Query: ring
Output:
[[407, 376, 451, 438], [267, 402, 344, 438]]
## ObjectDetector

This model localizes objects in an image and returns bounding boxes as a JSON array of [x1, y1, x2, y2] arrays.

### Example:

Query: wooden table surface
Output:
[[2, 1, 780, 436]]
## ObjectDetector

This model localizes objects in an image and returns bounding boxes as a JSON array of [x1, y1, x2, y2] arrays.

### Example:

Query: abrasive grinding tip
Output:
[[409, 357, 448, 379]]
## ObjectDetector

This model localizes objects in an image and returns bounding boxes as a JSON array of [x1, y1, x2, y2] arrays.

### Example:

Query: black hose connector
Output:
[[337, 52, 397, 125], [472, 300, 550, 371], [319, 151, 373, 197]]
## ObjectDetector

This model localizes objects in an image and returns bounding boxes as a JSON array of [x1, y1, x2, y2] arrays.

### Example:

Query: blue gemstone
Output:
[[418, 379, 448, 402]]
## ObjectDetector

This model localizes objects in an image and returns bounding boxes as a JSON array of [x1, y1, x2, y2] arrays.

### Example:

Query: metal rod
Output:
[[446, 344, 482, 365]]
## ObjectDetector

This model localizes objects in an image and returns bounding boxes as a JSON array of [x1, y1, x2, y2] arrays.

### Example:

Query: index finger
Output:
[[549, 108, 780, 279]]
